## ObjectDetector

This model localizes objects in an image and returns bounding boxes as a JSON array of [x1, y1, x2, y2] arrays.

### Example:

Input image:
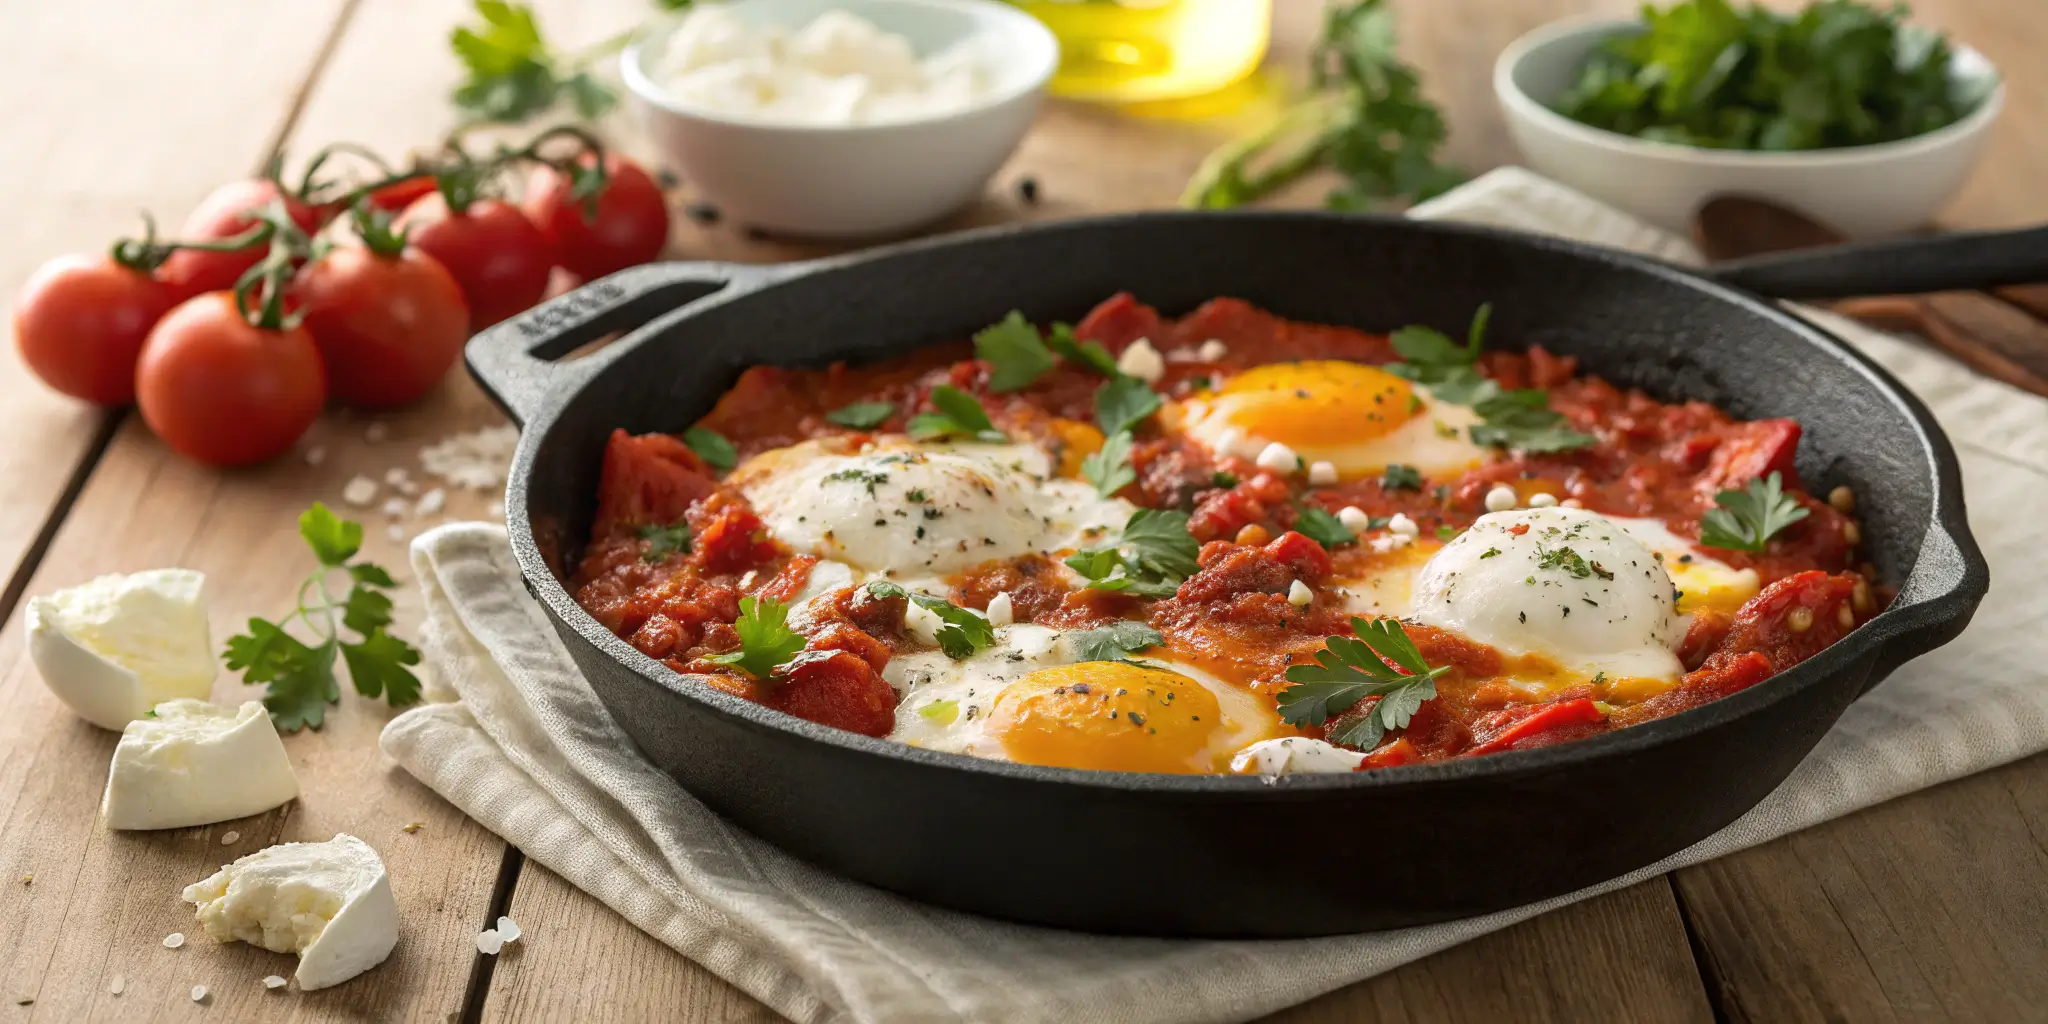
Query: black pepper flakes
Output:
[[1017, 176, 1040, 205]]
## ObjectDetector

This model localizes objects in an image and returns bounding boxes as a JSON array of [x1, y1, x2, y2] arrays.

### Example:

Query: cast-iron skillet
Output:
[[467, 213, 1996, 937]]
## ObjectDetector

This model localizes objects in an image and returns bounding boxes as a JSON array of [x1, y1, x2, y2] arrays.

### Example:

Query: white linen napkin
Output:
[[382, 169, 2048, 1024]]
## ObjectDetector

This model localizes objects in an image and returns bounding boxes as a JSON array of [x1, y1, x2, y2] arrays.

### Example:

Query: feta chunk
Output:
[[1196, 339, 1228, 362], [1484, 484, 1518, 512], [1230, 737, 1368, 776], [183, 834, 398, 992], [27, 570, 215, 730], [1287, 580, 1313, 606], [1115, 338, 1165, 383], [984, 592, 1014, 627], [1307, 460, 1339, 486], [1387, 513, 1420, 537], [1254, 442, 1300, 473], [1337, 506, 1372, 532], [103, 700, 298, 830]]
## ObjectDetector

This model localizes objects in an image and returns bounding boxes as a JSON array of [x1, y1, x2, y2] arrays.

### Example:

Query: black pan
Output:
[[467, 213, 1992, 937]]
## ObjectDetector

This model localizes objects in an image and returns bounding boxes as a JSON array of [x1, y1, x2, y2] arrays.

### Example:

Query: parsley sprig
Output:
[[1064, 509, 1201, 598], [637, 519, 691, 563], [704, 595, 806, 679], [449, 0, 695, 125], [1700, 471, 1810, 553], [1071, 621, 1165, 663], [909, 386, 1008, 444], [974, 312, 1057, 393], [826, 401, 895, 429], [682, 426, 737, 471], [1291, 502, 1356, 550], [1388, 304, 1594, 454], [1048, 324, 1119, 377], [865, 582, 995, 659], [223, 504, 422, 732], [1095, 376, 1162, 437], [1278, 617, 1446, 749], [1081, 430, 1136, 498]]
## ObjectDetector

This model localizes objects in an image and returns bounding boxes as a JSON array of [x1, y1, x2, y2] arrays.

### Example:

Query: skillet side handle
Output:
[[465, 262, 757, 426], [1860, 520, 1990, 695], [1702, 225, 2048, 300]]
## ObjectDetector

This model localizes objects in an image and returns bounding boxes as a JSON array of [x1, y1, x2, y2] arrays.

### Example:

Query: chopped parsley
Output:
[[1468, 389, 1596, 453], [825, 401, 896, 429], [1435, 524, 1458, 542], [1047, 323, 1120, 376], [1064, 508, 1201, 598], [908, 385, 1008, 444], [822, 468, 890, 495], [1071, 621, 1165, 663], [637, 519, 691, 562], [1094, 374, 1162, 437], [1700, 471, 1810, 553], [1385, 304, 1594, 454], [682, 426, 737, 471], [705, 596, 808, 680], [1536, 544, 1614, 580], [1277, 616, 1447, 749], [1212, 471, 1239, 489], [1381, 464, 1424, 491], [1081, 430, 1136, 498], [1480, 546, 1502, 559], [864, 582, 996, 659], [1291, 501, 1356, 549], [973, 311, 1057, 392]]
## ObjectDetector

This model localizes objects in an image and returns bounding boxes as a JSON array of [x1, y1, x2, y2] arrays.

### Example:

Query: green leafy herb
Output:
[[223, 504, 422, 731], [1553, 0, 1989, 152], [1047, 324, 1119, 377], [1082, 430, 1137, 498], [1435, 524, 1459, 542], [822, 468, 890, 495], [637, 519, 691, 563], [908, 385, 1008, 444], [1071, 621, 1166, 663], [704, 596, 807, 679], [1063, 509, 1201, 598], [1381, 464, 1424, 491], [917, 699, 960, 724], [1212, 471, 1240, 489], [826, 401, 896, 429], [1095, 375, 1162, 437], [682, 426, 737, 471], [974, 311, 1056, 393], [1291, 502, 1356, 550], [1536, 545, 1613, 580], [1388, 303, 1491, 386], [1278, 617, 1448, 749], [449, 0, 619, 124], [1181, 0, 1461, 210], [1468, 390, 1596, 453], [1700, 471, 1810, 552], [864, 582, 995, 659]]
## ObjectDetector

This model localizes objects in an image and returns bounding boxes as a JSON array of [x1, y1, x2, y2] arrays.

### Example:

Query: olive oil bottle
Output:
[[1010, 0, 1274, 103]]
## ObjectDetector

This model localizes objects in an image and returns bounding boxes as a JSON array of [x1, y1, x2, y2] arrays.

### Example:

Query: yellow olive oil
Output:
[[1010, 0, 1274, 103]]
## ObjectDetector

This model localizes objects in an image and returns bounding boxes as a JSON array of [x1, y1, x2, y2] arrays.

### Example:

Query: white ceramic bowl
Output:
[[622, 0, 1057, 239], [1495, 17, 2003, 237]]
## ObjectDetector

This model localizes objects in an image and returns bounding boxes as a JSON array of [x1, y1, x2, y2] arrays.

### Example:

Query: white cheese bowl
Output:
[[1494, 16, 2003, 237], [622, 0, 1057, 239]]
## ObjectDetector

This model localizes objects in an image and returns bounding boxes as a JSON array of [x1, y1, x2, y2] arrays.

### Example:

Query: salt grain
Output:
[[304, 446, 327, 467], [476, 929, 504, 955], [419, 425, 519, 491], [163, 932, 186, 949], [496, 916, 522, 943], [415, 488, 446, 517], [262, 975, 287, 990], [109, 975, 124, 995], [190, 984, 208, 1002], [387, 524, 406, 542], [220, 831, 239, 845], [380, 497, 409, 518], [341, 476, 378, 507], [383, 468, 411, 487]]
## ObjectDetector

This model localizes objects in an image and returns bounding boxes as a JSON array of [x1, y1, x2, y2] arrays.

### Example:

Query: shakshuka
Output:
[[569, 294, 1878, 776]]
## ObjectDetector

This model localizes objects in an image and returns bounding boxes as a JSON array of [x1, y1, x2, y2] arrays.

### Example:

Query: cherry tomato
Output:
[[296, 244, 469, 407], [13, 255, 176, 405], [136, 293, 326, 467], [523, 154, 670, 281], [396, 195, 552, 330], [365, 175, 439, 213], [157, 179, 321, 300]]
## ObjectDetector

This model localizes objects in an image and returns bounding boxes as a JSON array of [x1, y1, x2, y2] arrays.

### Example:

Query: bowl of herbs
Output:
[[1494, 0, 2001, 236]]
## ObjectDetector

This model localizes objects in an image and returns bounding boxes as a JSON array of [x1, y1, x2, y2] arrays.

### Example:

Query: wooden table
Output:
[[1, 1, 2042, 1020]]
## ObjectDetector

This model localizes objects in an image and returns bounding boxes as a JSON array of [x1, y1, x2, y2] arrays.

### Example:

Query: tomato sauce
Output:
[[569, 294, 1882, 764]]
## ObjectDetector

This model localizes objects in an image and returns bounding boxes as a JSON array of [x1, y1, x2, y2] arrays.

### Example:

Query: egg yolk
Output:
[[989, 662, 1224, 774], [1202, 361, 1419, 449]]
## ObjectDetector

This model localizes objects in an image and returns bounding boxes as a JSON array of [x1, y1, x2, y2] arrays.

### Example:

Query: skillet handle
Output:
[[1859, 517, 1989, 695], [1700, 225, 2048, 300], [465, 262, 772, 426]]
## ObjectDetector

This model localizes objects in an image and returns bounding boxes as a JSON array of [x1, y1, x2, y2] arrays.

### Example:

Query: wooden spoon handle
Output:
[[1916, 292, 2048, 398]]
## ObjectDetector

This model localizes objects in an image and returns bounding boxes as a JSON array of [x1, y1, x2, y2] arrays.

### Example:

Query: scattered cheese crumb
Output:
[[220, 831, 239, 846], [419, 425, 519, 491], [1115, 338, 1165, 383], [380, 497, 408, 518], [1484, 484, 1518, 512], [1528, 492, 1558, 508], [163, 932, 186, 949], [1387, 513, 1420, 537], [496, 916, 522, 943], [1197, 339, 1228, 362], [109, 975, 124, 995], [262, 975, 287, 990], [303, 446, 327, 467], [1562, 498, 1585, 509], [415, 488, 447, 517], [476, 929, 504, 955], [341, 476, 378, 507], [364, 423, 388, 443], [1337, 506, 1371, 532], [383, 468, 410, 488], [1307, 460, 1338, 486], [1254, 442, 1299, 473], [386, 524, 406, 542], [1287, 580, 1312, 606], [1370, 533, 1414, 554], [401, 822, 423, 834], [985, 592, 1014, 627], [1212, 428, 1243, 462], [190, 984, 208, 1002]]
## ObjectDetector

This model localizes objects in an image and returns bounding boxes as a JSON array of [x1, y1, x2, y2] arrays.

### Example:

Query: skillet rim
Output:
[[492, 210, 1987, 797]]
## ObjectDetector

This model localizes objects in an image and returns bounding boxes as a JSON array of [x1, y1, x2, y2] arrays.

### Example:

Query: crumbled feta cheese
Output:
[[341, 476, 378, 507], [1287, 580, 1312, 606], [27, 569, 215, 730], [386, 524, 406, 542], [1387, 513, 1420, 537], [183, 834, 398, 991], [1484, 485, 1518, 512], [379, 497, 408, 519], [1255, 442, 1300, 473], [1528, 492, 1558, 508], [1562, 498, 1585, 509], [476, 929, 504, 955], [1338, 506, 1372, 532], [102, 700, 299, 830], [109, 975, 124, 995], [1212, 428, 1244, 461], [382, 468, 410, 488], [496, 916, 522, 943], [985, 592, 1014, 627], [1197, 339, 1228, 362], [190, 985, 208, 1003], [1116, 338, 1165, 383], [164, 932, 186, 949], [262, 975, 287, 990], [1229, 736, 1368, 776], [1370, 533, 1414, 554], [1307, 461, 1338, 486], [414, 488, 446, 518]]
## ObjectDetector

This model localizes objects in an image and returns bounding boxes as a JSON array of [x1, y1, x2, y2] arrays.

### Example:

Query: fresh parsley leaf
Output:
[[1081, 430, 1136, 498], [1291, 502, 1356, 549], [1468, 390, 1596, 453], [1071, 621, 1165, 663], [348, 563, 397, 588], [1278, 616, 1447, 749], [300, 503, 361, 567], [340, 585, 394, 636], [682, 426, 737, 471], [1064, 509, 1200, 598], [1699, 471, 1810, 553], [705, 596, 807, 679], [1094, 375, 1162, 437], [1381, 464, 1423, 491], [1212, 471, 1239, 488], [1047, 323, 1119, 376], [225, 621, 339, 732], [448, 0, 616, 125], [826, 401, 896, 429], [864, 582, 995, 659], [1389, 303, 1491, 386], [340, 628, 422, 705], [908, 385, 1008, 444], [637, 519, 691, 562], [974, 311, 1057, 392]]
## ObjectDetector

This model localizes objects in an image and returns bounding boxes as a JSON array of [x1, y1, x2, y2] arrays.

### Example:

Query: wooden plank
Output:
[[0, 0, 355, 629]]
